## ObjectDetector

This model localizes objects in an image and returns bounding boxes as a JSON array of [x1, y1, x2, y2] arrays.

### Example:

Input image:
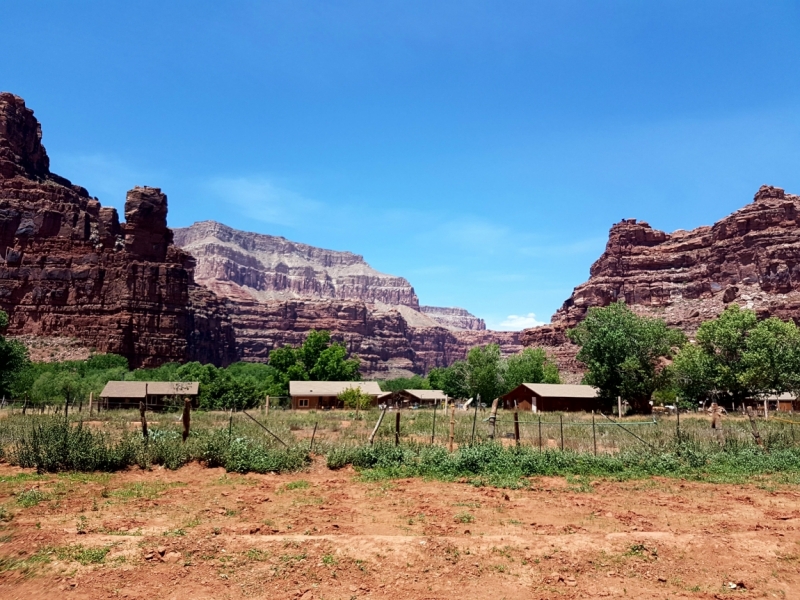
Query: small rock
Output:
[[658, 576, 667, 583], [157, 546, 166, 556], [164, 551, 182, 564]]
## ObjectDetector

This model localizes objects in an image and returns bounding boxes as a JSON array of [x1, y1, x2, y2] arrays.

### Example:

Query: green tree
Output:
[[30, 371, 88, 409], [504, 347, 560, 392], [674, 305, 800, 405], [338, 386, 373, 411], [309, 344, 360, 381], [567, 301, 685, 412], [466, 344, 505, 404], [0, 310, 30, 399], [428, 362, 469, 400]]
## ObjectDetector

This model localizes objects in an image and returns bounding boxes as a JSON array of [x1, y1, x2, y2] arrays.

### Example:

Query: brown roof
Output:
[[100, 381, 199, 398], [401, 389, 447, 401], [289, 381, 383, 397], [513, 383, 599, 399]]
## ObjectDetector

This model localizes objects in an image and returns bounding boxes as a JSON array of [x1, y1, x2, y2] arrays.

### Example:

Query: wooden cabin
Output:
[[385, 389, 447, 408], [289, 381, 383, 410], [501, 383, 601, 412], [99, 381, 200, 410]]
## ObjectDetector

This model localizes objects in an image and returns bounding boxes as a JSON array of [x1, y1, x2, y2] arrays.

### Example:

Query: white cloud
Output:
[[207, 176, 323, 227], [496, 312, 544, 330]]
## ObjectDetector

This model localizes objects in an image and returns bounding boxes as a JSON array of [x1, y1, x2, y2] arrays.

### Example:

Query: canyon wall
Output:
[[174, 221, 520, 377], [0, 92, 237, 367], [522, 185, 800, 379]]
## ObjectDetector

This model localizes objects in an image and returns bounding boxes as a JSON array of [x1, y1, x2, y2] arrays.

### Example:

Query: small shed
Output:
[[99, 381, 200, 410], [385, 389, 447, 408], [501, 383, 601, 412], [765, 392, 800, 413], [289, 381, 383, 410]]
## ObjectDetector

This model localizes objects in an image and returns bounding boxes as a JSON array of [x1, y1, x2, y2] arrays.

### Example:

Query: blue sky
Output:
[[3, 1, 800, 329]]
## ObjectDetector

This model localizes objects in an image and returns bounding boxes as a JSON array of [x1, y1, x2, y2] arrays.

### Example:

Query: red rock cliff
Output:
[[0, 92, 236, 367], [522, 185, 800, 378]]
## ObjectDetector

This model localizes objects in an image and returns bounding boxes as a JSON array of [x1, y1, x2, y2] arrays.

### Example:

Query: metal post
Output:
[[560, 413, 564, 451], [310, 422, 318, 452], [592, 411, 597, 456], [676, 403, 681, 439], [514, 410, 520, 447], [449, 406, 455, 453], [431, 400, 437, 444], [395, 411, 400, 446], [471, 394, 480, 446], [538, 415, 542, 451]]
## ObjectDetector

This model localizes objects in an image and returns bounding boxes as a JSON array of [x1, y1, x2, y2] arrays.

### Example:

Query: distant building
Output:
[[289, 381, 383, 410], [99, 381, 200, 410], [501, 383, 601, 412], [385, 389, 447, 408]]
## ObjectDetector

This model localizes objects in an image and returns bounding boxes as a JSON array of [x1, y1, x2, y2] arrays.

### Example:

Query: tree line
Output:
[[568, 301, 800, 412]]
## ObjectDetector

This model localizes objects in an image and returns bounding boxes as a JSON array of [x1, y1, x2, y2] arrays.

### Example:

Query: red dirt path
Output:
[[1, 460, 799, 599]]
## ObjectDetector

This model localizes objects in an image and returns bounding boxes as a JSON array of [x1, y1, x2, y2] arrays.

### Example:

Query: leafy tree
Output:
[[567, 301, 685, 412], [309, 344, 360, 381], [30, 371, 88, 408], [673, 305, 800, 405], [466, 344, 505, 404], [338, 386, 373, 411], [504, 347, 560, 391], [0, 310, 30, 399], [428, 362, 469, 400]]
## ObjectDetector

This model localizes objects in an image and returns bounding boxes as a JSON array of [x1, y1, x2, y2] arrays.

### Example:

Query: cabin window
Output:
[[299, 398, 309, 408]]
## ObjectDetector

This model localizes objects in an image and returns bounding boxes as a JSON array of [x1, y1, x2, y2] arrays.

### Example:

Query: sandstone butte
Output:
[[172, 221, 518, 377], [0, 92, 520, 375], [522, 184, 800, 379]]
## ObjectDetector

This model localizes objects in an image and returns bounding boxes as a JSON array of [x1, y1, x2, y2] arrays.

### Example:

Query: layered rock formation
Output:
[[174, 221, 420, 306], [0, 92, 236, 367], [420, 306, 486, 331], [523, 185, 800, 379], [174, 221, 520, 377]]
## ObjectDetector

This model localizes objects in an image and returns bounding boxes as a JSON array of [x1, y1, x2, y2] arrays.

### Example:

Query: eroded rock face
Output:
[[0, 92, 236, 367], [522, 185, 800, 378], [174, 220, 518, 376], [174, 221, 420, 307], [420, 305, 486, 331]]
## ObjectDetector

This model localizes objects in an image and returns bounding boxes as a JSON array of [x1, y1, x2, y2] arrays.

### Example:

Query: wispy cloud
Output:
[[518, 236, 607, 258], [494, 312, 544, 331], [206, 176, 323, 227]]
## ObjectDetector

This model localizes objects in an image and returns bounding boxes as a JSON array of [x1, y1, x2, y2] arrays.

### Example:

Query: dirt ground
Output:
[[1, 460, 799, 600]]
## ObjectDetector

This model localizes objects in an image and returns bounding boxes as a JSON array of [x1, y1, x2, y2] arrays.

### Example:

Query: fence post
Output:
[[618, 396, 623, 419], [182, 398, 191, 442], [592, 410, 597, 456], [488, 398, 499, 440], [538, 415, 542, 451], [764, 398, 769, 420], [88, 392, 93, 416], [22, 395, 28, 416], [431, 400, 437, 444], [369, 409, 386, 445], [676, 403, 681, 439], [560, 413, 564, 451], [310, 422, 318, 452], [514, 410, 520, 447], [471, 394, 480, 446], [139, 401, 149, 440], [449, 406, 455, 453], [264, 395, 269, 417], [395, 411, 400, 446]]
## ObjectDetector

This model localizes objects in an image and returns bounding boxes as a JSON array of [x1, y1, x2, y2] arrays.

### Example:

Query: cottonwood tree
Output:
[[567, 301, 685, 413], [673, 304, 800, 405]]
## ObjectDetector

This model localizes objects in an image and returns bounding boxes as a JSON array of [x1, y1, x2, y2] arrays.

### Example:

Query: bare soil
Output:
[[1, 460, 799, 599]]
